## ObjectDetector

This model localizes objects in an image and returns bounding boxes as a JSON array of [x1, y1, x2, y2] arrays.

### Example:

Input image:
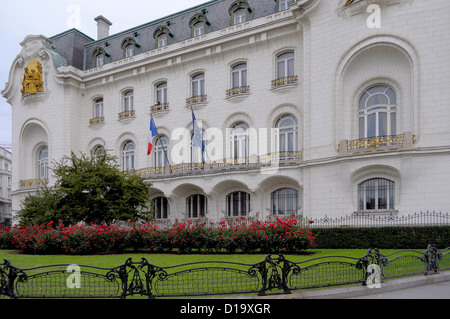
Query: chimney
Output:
[[94, 15, 112, 40]]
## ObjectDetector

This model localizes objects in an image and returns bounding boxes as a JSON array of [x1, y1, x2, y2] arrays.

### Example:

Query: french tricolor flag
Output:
[[147, 116, 158, 155]]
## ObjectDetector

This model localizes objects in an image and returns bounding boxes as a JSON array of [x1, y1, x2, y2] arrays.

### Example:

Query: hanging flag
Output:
[[147, 116, 158, 155], [191, 106, 205, 150]]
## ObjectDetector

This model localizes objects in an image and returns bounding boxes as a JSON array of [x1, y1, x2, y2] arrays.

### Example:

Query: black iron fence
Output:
[[0, 244, 449, 299], [301, 211, 450, 228]]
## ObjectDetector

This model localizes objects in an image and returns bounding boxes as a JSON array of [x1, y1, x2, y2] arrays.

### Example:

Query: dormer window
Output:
[[154, 25, 173, 48], [121, 37, 139, 58], [93, 47, 109, 67], [229, 0, 252, 25], [189, 13, 210, 37]]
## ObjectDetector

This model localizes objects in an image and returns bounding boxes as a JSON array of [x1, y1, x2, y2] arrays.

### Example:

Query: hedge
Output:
[[313, 226, 450, 249]]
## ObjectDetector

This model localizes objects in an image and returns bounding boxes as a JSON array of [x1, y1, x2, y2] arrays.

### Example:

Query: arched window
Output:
[[277, 52, 295, 79], [231, 63, 247, 89], [93, 145, 105, 159], [153, 197, 169, 219], [358, 178, 395, 211], [275, 115, 298, 155], [226, 191, 251, 217], [122, 141, 135, 171], [96, 54, 104, 67], [359, 85, 397, 139], [189, 13, 210, 37], [37, 146, 48, 180], [121, 37, 140, 58], [123, 90, 134, 112], [191, 73, 205, 97], [230, 122, 249, 162], [155, 82, 168, 105], [271, 188, 299, 215], [229, 0, 252, 25], [92, 98, 104, 120], [153, 25, 173, 48], [154, 136, 169, 169], [276, 0, 291, 11], [186, 194, 207, 218]]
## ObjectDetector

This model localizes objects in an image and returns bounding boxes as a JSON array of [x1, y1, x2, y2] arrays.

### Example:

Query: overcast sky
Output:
[[0, 0, 208, 147]]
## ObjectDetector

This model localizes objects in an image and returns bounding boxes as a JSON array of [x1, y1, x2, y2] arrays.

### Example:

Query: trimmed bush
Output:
[[313, 226, 450, 249]]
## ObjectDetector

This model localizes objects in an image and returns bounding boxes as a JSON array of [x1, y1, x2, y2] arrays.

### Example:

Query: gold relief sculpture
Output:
[[21, 59, 44, 95]]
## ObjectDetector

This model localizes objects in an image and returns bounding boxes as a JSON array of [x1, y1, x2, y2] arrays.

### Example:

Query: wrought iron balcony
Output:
[[338, 132, 415, 156], [118, 110, 135, 120], [150, 103, 169, 114], [186, 95, 207, 106], [271, 76, 298, 89], [20, 178, 49, 189], [89, 117, 104, 125], [133, 151, 302, 179], [226, 86, 250, 97]]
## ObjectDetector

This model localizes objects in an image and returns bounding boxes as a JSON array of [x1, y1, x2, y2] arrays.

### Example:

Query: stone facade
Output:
[[2, 0, 450, 223]]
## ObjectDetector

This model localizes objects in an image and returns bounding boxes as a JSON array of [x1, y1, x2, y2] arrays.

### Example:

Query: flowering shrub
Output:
[[0, 217, 317, 255]]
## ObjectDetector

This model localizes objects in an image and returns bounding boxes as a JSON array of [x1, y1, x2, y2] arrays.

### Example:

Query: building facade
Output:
[[0, 147, 12, 227], [2, 0, 450, 224]]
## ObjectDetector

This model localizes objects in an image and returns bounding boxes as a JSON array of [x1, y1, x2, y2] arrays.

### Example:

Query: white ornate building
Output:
[[2, 0, 450, 224]]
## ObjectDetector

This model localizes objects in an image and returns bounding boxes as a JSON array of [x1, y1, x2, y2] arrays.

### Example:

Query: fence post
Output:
[[421, 244, 442, 275], [357, 248, 388, 286], [0, 259, 22, 299], [256, 254, 296, 296]]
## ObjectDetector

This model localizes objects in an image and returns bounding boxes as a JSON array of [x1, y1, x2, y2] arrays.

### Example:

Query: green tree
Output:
[[18, 152, 153, 225]]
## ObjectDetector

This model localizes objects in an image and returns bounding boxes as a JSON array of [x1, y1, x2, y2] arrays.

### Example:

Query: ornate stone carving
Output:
[[21, 59, 44, 95]]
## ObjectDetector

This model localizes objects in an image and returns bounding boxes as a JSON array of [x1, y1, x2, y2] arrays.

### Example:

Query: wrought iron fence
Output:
[[302, 211, 450, 228], [1, 244, 448, 299]]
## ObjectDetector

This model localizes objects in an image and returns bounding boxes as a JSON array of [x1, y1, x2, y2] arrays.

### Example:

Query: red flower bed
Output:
[[0, 217, 317, 255]]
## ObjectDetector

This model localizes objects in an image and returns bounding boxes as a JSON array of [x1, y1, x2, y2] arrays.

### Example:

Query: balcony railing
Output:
[[89, 117, 104, 125], [348, 134, 404, 150], [20, 179, 49, 189], [186, 95, 207, 106], [271, 76, 298, 89], [150, 103, 169, 114], [133, 151, 302, 179], [338, 132, 415, 156], [226, 86, 250, 97], [118, 110, 135, 120]]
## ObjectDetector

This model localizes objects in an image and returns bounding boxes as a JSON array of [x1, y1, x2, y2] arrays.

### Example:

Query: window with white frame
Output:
[[123, 90, 134, 112], [155, 82, 168, 105], [230, 122, 249, 162], [226, 191, 251, 217], [93, 145, 105, 159], [158, 34, 168, 48], [96, 54, 104, 67], [191, 73, 205, 97], [231, 63, 247, 88], [275, 115, 298, 155], [93, 98, 104, 119], [358, 178, 395, 211], [122, 141, 135, 171], [194, 22, 205, 36], [358, 85, 397, 139], [186, 194, 207, 218], [125, 44, 134, 58], [153, 197, 169, 219], [278, 0, 290, 11], [277, 52, 295, 79], [37, 146, 48, 180], [271, 188, 299, 215], [154, 136, 169, 169], [229, 1, 252, 25]]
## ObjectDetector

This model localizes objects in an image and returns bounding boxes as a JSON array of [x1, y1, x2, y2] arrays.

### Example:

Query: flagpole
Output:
[[150, 114, 170, 165], [190, 106, 210, 163]]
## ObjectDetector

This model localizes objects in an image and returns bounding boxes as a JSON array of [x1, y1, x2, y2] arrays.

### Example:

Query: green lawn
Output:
[[0, 248, 402, 269]]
